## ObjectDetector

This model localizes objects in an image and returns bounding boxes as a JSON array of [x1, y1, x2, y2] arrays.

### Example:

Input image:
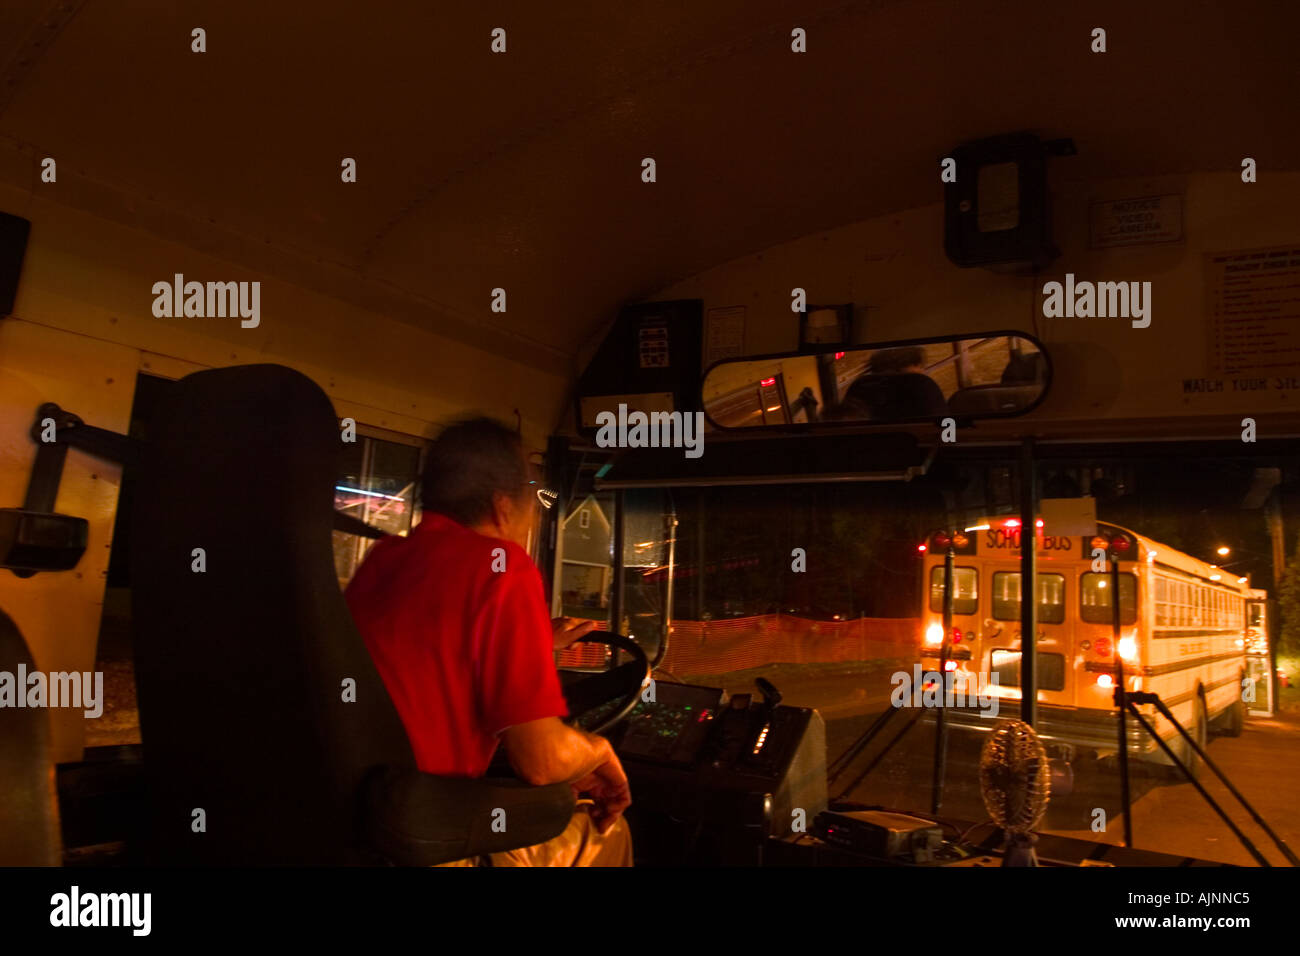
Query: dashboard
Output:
[[615, 683, 723, 767], [610, 679, 827, 854]]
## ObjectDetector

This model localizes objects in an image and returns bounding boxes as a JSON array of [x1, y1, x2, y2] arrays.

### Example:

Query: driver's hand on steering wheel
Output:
[[552, 616, 598, 652]]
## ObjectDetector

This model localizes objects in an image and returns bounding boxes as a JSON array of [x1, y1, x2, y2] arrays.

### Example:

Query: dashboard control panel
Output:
[[616, 683, 722, 767], [612, 679, 827, 841]]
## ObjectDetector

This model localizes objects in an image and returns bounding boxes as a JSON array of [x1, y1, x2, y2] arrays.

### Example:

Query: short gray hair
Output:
[[420, 418, 528, 526]]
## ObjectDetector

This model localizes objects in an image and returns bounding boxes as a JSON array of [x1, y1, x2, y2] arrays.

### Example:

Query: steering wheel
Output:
[[560, 633, 651, 735]]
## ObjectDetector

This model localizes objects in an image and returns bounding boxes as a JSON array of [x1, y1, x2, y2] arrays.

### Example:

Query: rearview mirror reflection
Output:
[[701, 333, 1050, 429]]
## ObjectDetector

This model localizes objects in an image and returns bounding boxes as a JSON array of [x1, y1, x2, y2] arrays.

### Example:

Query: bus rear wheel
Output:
[[1182, 694, 1209, 782], [1221, 675, 1246, 737], [1164, 692, 1207, 782]]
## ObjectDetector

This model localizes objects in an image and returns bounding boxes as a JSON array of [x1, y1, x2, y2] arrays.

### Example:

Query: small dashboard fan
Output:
[[979, 719, 1052, 866]]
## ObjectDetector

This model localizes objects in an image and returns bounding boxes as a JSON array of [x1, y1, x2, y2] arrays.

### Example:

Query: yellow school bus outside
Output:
[[920, 517, 1251, 773]]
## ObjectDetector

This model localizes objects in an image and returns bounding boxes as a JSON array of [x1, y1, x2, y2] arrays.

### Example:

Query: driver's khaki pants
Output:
[[435, 811, 633, 867]]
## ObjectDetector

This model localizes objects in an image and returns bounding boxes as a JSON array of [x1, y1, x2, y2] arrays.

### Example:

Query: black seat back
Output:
[[947, 383, 1042, 417], [130, 365, 414, 864], [0, 608, 62, 865]]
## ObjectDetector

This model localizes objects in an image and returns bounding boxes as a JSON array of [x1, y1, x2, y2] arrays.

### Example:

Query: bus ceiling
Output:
[[0, 2, 1296, 389]]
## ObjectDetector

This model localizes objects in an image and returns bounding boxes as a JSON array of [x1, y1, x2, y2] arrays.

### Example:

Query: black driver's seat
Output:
[[129, 364, 574, 864]]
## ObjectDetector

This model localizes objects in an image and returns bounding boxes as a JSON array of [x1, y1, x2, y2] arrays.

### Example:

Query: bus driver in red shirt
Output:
[[345, 418, 633, 866]]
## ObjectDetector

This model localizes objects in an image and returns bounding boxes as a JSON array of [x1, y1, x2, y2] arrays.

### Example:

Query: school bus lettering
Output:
[[986, 529, 1018, 549], [984, 529, 1073, 551]]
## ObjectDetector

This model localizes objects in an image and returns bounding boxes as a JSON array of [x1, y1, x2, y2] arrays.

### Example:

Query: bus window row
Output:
[[928, 567, 1138, 626], [930, 567, 1246, 631], [1153, 575, 1243, 630]]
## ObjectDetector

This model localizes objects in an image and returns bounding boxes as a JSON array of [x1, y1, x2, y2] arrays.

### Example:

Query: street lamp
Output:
[[1216, 546, 1231, 557]]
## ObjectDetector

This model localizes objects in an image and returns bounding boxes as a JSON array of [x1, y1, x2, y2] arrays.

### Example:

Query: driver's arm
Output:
[[500, 718, 631, 833]]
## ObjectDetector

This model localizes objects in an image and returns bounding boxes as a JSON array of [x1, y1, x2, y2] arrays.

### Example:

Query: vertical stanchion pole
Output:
[[1019, 439, 1037, 727], [1112, 550, 1133, 847], [695, 492, 706, 622], [612, 490, 626, 643], [660, 507, 676, 669], [932, 541, 955, 814]]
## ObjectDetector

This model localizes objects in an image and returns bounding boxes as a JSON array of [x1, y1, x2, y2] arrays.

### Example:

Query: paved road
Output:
[[704, 667, 1300, 866], [1046, 710, 1300, 866]]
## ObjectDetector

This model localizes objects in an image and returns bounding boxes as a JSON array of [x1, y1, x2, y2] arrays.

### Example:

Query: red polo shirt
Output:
[[345, 514, 569, 778]]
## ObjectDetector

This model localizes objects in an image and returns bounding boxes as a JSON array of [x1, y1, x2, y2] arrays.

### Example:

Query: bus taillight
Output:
[[1091, 531, 1135, 555], [1094, 637, 1112, 657], [1096, 673, 1115, 689], [924, 624, 963, 647], [1118, 636, 1138, 661]]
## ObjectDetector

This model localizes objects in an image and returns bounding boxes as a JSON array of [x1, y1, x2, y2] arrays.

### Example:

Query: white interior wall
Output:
[[0, 184, 569, 761], [648, 170, 1300, 432]]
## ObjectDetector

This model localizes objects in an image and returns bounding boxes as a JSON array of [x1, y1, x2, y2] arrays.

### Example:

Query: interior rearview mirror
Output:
[[701, 331, 1050, 429]]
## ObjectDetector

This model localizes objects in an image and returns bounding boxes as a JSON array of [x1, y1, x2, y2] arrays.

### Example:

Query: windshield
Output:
[[583, 448, 1297, 865]]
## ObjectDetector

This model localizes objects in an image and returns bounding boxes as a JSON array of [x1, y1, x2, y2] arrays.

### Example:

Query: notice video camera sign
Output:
[[1089, 194, 1183, 249]]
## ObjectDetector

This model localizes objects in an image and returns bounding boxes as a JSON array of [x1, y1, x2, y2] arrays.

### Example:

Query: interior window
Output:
[[333, 434, 422, 586], [557, 492, 614, 623]]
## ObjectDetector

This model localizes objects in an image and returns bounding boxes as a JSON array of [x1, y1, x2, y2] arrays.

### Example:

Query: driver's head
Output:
[[867, 346, 926, 375], [421, 417, 535, 547]]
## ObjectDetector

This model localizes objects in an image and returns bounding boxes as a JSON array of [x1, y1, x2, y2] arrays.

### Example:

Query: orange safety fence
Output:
[[557, 614, 921, 675], [555, 619, 610, 669]]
